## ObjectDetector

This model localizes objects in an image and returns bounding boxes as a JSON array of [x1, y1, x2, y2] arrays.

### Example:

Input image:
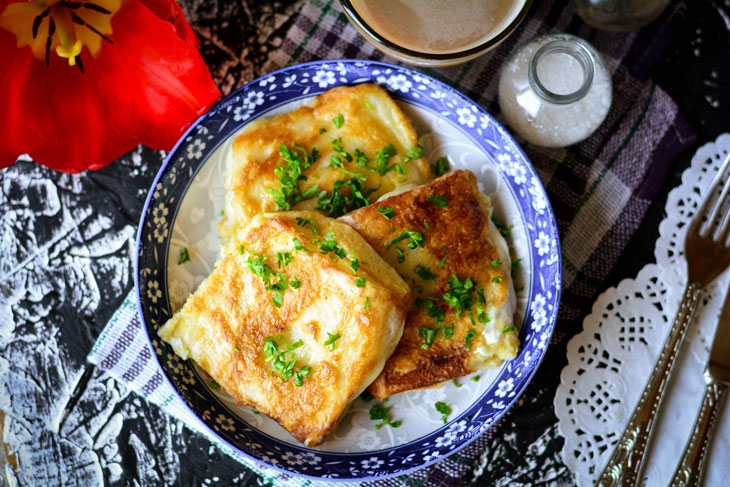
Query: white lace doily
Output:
[[556, 133, 730, 487]]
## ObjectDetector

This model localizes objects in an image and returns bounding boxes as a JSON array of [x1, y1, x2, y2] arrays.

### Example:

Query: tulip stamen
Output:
[[0, 0, 120, 69], [71, 12, 114, 45], [32, 8, 51, 39], [45, 19, 56, 67], [82, 3, 112, 14], [57, 1, 82, 9]]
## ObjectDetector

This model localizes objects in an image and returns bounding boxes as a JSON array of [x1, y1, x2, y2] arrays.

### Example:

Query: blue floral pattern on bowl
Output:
[[136, 60, 561, 480]]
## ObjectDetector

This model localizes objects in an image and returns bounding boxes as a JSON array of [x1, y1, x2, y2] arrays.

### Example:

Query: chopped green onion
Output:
[[293, 237, 312, 253], [465, 328, 477, 350], [377, 207, 396, 219], [369, 402, 400, 429], [433, 157, 449, 176], [434, 401, 451, 424], [324, 332, 341, 351], [427, 195, 448, 208], [333, 113, 345, 128], [414, 264, 437, 281], [361, 390, 376, 402], [419, 326, 440, 349], [295, 217, 318, 234], [386, 230, 425, 250], [276, 252, 293, 268]]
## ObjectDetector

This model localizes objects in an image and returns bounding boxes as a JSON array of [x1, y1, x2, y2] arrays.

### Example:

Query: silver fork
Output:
[[595, 152, 730, 487]]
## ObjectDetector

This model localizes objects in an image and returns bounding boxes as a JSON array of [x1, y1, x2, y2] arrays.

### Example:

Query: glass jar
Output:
[[498, 33, 612, 148], [571, 0, 671, 31]]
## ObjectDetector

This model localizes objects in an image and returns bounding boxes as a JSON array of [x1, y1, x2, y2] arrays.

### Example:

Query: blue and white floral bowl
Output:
[[136, 60, 561, 480]]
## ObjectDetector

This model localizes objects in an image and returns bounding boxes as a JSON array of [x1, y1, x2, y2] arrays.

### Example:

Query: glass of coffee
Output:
[[340, 0, 533, 67]]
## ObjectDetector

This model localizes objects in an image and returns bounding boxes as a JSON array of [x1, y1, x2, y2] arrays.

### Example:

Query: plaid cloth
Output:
[[88, 1, 697, 486]]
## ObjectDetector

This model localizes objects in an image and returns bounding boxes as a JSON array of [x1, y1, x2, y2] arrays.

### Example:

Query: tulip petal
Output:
[[97, 0, 220, 150], [0, 0, 220, 172], [139, 0, 200, 47]]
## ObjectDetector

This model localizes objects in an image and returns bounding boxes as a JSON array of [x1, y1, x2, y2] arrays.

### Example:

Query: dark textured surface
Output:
[[1, 0, 729, 485]]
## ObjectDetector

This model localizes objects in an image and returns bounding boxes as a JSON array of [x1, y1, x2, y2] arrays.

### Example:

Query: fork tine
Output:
[[718, 186, 730, 244], [692, 152, 730, 238], [706, 168, 730, 239]]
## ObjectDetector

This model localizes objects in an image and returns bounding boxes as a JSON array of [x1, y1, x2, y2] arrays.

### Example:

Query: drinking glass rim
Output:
[[339, 0, 534, 62]]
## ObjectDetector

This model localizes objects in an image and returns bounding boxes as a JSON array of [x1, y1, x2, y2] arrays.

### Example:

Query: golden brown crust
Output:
[[219, 83, 433, 251], [159, 211, 412, 445], [340, 170, 518, 399]]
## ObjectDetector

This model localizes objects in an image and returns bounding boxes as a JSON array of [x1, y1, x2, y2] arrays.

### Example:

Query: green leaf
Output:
[[178, 247, 191, 264]]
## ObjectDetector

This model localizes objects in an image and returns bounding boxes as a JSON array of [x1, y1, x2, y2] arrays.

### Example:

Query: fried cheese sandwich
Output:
[[159, 211, 412, 446], [218, 83, 433, 251], [339, 170, 519, 399]]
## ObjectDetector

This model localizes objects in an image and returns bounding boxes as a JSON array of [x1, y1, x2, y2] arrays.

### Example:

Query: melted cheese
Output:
[[218, 83, 433, 251], [158, 211, 412, 446], [339, 170, 519, 398]]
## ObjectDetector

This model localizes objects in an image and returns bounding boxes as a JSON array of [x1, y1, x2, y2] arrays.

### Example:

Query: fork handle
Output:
[[670, 375, 729, 487], [596, 283, 701, 487]]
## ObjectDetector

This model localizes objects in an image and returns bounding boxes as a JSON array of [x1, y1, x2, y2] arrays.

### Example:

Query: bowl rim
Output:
[[134, 58, 562, 481], [339, 0, 534, 62]]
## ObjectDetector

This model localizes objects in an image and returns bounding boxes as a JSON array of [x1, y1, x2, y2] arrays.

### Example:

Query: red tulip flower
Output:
[[0, 0, 221, 172]]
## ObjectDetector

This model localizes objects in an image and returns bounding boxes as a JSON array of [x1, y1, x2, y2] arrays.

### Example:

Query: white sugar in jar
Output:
[[498, 33, 612, 148]]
